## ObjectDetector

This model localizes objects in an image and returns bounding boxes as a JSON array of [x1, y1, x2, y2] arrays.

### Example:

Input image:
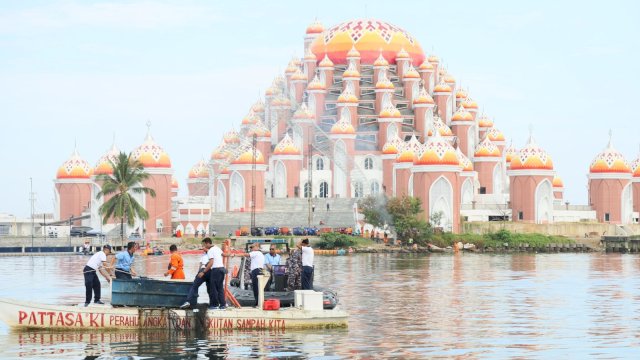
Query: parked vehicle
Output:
[[70, 226, 92, 237], [264, 227, 280, 235]]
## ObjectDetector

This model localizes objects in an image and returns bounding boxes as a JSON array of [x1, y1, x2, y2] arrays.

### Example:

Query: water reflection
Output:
[[1, 253, 640, 358]]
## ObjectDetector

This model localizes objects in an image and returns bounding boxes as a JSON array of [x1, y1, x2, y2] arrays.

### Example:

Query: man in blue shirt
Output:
[[264, 245, 281, 290], [114, 241, 137, 279]]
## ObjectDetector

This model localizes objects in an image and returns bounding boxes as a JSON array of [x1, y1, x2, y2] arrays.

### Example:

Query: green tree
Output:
[[358, 195, 387, 227], [96, 152, 156, 244], [386, 196, 432, 245]]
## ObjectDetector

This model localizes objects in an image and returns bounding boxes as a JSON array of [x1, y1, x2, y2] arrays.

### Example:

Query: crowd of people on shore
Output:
[[82, 238, 315, 309]]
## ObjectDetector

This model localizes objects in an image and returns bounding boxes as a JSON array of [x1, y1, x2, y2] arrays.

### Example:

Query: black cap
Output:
[[103, 245, 112, 250]]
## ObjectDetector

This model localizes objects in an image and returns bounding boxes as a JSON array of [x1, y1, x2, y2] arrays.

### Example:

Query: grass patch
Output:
[[430, 229, 574, 249]]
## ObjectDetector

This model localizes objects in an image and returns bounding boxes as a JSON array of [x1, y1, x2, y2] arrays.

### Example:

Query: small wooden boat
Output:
[[111, 278, 192, 308], [0, 298, 348, 331]]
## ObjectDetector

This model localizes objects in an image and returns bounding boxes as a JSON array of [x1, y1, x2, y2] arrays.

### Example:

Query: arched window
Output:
[[304, 182, 312, 198], [316, 157, 324, 170], [370, 181, 380, 196], [319, 182, 329, 198], [354, 181, 364, 198], [364, 157, 373, 170]]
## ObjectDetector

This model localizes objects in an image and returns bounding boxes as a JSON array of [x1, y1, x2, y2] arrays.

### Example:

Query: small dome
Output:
[[415, 132, 460, 166], [382, 134, 403, 155], [504, 143, 519, 164], [131, 132, 172, 168], [553, 176, 564, 188], [57, 149, 93, 179], [379, 101, 402, 119], [486, 127, 505, 142], [273, 134, 301, 155], [396, 47, 410, 59], [342, 61, 361, 78], [462, 97, 479, 110], [589, 137, 631, 174], [211, 143, 229, 160], [307, 75, 326, 91], [94, 143, 119, 176], [433, 80, 452, 93], [293, 103, 315, 121], [632, 156, 640, 177], [306, 19, 324, 35], [265, 86, 277, 97], [272, 95, 292, 108], [304, 46, 317, 61], [428, 54, 440, 63], [188, 160, 209, 179], [346, 45, 361, 59], [251, 100, 265, 113], [478, 113, 494, 128], [246, 119, 271, 138], [337, 83, 359, 103], [232, 146, 265, 165], [373, 52, 389, 67], [403, 65, 420, 79], [171, 177, 179, 190], [219, 165, 230, 175], [413, 86, 435, 105], [510, 136, 554, 171], [456, 147, 474, 172], [375, 69, 394, 90], [451, 105, 473, 122], [291, 68, 307, 81], [285, 61, 298, 74], [318, 54, 334, 68], [427, 116, 453, 137], [330, 114, 356, 135], [396, 135, 422, 163], [474, 137, 501, 158], [418, 60, 434, 71], [443, 73, 456, 84], [455, 88, 468, 100], [223, 131, 240, 144], [241, 111, 258, 125]]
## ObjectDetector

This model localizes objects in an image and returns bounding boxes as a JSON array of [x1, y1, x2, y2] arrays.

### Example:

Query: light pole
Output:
[[30, 177, 34, 249]]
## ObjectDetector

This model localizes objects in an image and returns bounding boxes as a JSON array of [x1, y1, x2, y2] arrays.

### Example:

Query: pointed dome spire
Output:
[[510, 134, 554, 171], [415, 130, 460, 167], [342, 60, 361, 79], [304, 46, 317, 61], [427, 115, 453, 137], [232, 144, 265, 165], [455, 88, 468, 100], [94, 141, 119, 176], [396, 135, 422, 163], [346, 45, 361, 59], [474, 137, 501, 158], [273, 133, 301, 155], [382, 133, 404, 155], [396, 47, 410, 60], [292, 103, 316, 122], [319, 54, 334, 68], [403, 64, 420, 80], [375, 68, 394, 90], [171, 176, 179, 190], [428, 54, 440, 63], [433, 79, 452, 94], [291, 67, 307, 81], [456, 147, 474, 172], [241, 110, 258, 126], [246, 118, 271, 138], [451, 104, 473, 122], [413, 85, 435, 105], [57, 148, 93, 179], [251, 99, 265, 113], [373, 50, 389, 67], [330, 113, 356, 135], [478, 113, 494, 128], [337, 81, 359, 104], [131, 126, 171, 168], [211, 143, 229, 160], [378, 96, 402, 119], [553, 176, 564, 189], [307, 74, 326, 91], [306, 19, 324, 35], [223, 130, 240, 144], [462, 97, 479, 111], [418, 59, 434, 71], [504, 141, 518, 165], [285, 60, 298, 75], [589, 131, 631, 174], [188, 159, 210, 179], [485, 127, 505, 142]]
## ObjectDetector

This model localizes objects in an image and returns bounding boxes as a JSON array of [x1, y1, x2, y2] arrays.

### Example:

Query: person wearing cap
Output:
[[83, 245, 113, 306], [300, 238, 314, 290], [114, 241, 137, 279]]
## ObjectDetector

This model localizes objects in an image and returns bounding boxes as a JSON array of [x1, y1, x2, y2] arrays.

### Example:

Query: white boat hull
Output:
[[0, 298, 348, 331]]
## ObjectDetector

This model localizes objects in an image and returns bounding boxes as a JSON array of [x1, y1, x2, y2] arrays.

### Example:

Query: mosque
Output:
[[53, 19, 640, 237]]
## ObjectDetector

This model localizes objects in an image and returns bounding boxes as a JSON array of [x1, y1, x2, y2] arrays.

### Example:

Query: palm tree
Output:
[[96, 152, 156, 244]]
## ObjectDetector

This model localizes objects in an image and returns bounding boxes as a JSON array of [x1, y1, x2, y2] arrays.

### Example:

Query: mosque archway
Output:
[[216, 181, 227, 212], [274, 161, 287, 198], [230, 172, 245, 211], [430, 176, 453, 231], [535, 179, 553, 224]]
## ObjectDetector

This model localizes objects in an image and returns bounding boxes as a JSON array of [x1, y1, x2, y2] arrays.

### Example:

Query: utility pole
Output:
[[307, 128, 313, 227], [29, 177, 34, 249], [250, 134, 257, 232]]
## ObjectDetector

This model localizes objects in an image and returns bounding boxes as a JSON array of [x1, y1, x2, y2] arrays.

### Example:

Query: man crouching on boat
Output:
[[180, 238, 215, 310], [83, 244, 113, 307]]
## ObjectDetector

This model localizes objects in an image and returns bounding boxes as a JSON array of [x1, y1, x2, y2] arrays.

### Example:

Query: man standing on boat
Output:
[[249, 242, 265, 306], [264, 245, 281, 290], [164, 244, 185, 279], [205, 238, 227, 310], [114, 242, 137, 279], [181, 238, 213, 309], [301, 239, 314, 290], [83, 244, 112, 307]]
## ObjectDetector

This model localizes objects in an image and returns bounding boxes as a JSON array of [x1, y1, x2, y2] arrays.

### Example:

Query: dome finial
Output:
[[145, 120, 153, 142], [527, 124, 536, 145], [608, 129, 613, 149]]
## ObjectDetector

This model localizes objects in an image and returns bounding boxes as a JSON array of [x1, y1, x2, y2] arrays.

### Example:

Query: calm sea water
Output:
[[0, 253, 639, 359]]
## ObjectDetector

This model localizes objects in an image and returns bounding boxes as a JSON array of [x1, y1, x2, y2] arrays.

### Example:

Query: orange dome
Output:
[[478, 113, 494, 128], [306, 19, 324, 35], [474, 138, 501, 158], [291, 68, 307, 81], [94, 143, 119, 176], [271, 95, 292, 108], [346, 45, 361, 59], [310, 19, 425, 65], [451, 105, 473, 122], [456, 147, 474, 172], [247, 119, 271, 138], [486, 127, 505, 142], [265, 86, 277, 97], [396, 47, 410, 59], [188, 160, 210, 179], [171, 176, 179, 189], [211, 143, 229, 160], [428, 54, 440, 63], [330, 114, 356, 135], [382, 134, 403, 155], [285, 61, 298, 74], [232, 146, 265, 165], [318, 54, 334, 68], [219, 165, 230, 175], [223, 131, 240, 144], [632, 156, 640, 177], [241, 111, 258, 125], [375, 69, 394, 90], [57, 149, 93, 179], [444, 73, 456, 84], [131, 132, 171, 168], [373, 52, 389, 67], [589, 139, 631, 174], [379, 101, 402, 119], [251, 100, 265, 113], [304, 46, 317, 61], [428, 116, 453, 137], [273, 134, 301, 155], [455, 89, 468, 100], [293, 103, 315, 121], [337, 83, 359, 103], [415, 133, 460, 166], [510, 136, 554, 171], [403, 64, 420, 79], [342, 61, 361, 78], [413, 86, 435, 105], [462, 97, 479, 110], [553, 176, 564, 188], [433, 80, 452, 93], [418, 60, 434, 71], [504, 143, 518, 164], [307, 75, 326, 91], [396, 135, 422, 163]]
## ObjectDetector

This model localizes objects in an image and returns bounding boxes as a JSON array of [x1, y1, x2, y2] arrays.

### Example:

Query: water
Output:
[[0, 253, 639, 359]]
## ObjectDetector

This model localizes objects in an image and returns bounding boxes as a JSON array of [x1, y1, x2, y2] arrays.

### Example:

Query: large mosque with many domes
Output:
[[53, 19, 640, 237]]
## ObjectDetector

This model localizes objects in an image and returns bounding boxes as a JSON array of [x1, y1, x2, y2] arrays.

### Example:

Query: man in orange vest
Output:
[[164, 244, 185, 279]]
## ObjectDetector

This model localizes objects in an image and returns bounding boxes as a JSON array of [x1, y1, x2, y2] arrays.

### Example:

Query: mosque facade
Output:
[[53, 19, 640, 237]]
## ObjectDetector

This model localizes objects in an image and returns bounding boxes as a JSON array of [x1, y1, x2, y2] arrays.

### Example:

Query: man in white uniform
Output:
[[249, 242, 265, 306], [205, 239, 227, 310], [181, 239, 212, 309], [301, 239, 314, 290], [83, 245, 112, 306]]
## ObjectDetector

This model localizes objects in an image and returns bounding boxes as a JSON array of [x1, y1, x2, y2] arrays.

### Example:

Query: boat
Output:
[[229, 239, 339, 309], [111, 277, 192, 307], [0, 298, 348, 331]]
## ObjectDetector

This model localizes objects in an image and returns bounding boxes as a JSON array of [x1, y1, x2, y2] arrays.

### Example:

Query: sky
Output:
[[1, 0, 639, 218]]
